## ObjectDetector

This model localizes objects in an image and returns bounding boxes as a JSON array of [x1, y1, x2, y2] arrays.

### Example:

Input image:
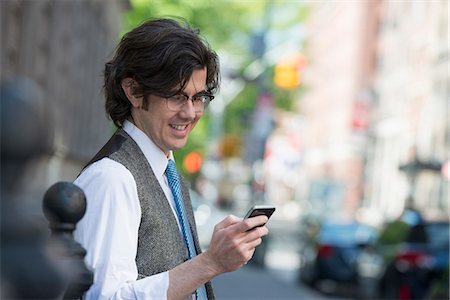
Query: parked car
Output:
[[379, 221, 449, 299], [356, 220, 450, 300], [298, 219, 378, 294]]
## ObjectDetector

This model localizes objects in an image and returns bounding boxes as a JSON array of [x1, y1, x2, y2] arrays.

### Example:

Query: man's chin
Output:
[[170, 141, 188, 151]]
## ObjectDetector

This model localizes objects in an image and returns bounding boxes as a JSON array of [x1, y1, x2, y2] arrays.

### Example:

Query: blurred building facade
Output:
[[1, 0, 129, 199], [364, 0, 449, 222], [278, 0, 449, 224], [289, 0, 380, 220]]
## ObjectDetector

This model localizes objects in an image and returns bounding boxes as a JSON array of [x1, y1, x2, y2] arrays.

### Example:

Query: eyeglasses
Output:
[[165, 93, 214, 113]]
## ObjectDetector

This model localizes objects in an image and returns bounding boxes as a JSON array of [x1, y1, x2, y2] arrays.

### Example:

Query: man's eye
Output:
[[171, 95, 186, 102]]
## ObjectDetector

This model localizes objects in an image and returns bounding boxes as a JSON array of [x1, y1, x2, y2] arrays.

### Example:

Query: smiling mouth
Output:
[[169, 124, 188, 131]]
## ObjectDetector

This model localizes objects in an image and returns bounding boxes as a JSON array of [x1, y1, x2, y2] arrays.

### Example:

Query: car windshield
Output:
[[406, 223, 449, 250]]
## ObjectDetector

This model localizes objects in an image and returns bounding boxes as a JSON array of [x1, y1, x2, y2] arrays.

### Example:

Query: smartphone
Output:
[[244, 205, 276, 221]]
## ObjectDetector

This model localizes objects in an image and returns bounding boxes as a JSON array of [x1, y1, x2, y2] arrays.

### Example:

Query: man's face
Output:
[[131, 68, 207, 156]]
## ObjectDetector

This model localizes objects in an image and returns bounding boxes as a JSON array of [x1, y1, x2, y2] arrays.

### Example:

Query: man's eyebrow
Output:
[[180, 90, 208, 96], [194, 90, 209, 95]]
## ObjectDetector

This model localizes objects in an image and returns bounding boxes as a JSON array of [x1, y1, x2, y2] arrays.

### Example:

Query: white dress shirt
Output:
[[74, 120, 183, 300]]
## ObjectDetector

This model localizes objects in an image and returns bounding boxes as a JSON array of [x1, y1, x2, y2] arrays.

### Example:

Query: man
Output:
[[74, 18, 269, 300]]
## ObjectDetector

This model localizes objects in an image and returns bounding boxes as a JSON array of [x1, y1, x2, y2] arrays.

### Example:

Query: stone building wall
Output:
[[1, 0, 129, 196]]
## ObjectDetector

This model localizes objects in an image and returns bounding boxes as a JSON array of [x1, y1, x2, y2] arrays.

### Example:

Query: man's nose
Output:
[[179, 99, 196, 118]]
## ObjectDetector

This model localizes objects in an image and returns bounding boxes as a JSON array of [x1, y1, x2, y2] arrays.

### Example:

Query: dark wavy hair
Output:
[[104, 18, 220, 127]]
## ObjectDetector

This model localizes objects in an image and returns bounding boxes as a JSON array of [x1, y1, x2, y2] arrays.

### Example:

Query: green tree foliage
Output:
[[123, 0, 267, 55], [122, 0, 309, 178]]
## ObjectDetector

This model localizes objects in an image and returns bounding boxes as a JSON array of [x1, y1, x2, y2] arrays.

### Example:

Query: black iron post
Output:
[[43, 182, 94, 299], [0, 78, 65, 299]]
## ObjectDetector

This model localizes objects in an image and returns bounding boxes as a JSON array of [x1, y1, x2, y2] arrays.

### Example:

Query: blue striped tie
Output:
[[165, 159, 208, 300]]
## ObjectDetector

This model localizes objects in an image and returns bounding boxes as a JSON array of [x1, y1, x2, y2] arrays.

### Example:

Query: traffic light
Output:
[[274, 63, 299, 89], [219, 135, 241, 158], [274, 53, 307, 90]]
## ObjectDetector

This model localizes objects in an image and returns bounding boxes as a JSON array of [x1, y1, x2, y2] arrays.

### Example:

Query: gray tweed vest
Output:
[[84, 128, 214, 299]]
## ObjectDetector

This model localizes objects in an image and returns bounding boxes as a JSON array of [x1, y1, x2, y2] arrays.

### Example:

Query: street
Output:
[[213, 264, 320, 300], [211, 217, 351, 300], [212, 264, 348, 300]]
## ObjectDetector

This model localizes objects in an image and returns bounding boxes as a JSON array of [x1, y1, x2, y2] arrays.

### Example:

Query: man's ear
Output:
[[121, 78, 142, 108]]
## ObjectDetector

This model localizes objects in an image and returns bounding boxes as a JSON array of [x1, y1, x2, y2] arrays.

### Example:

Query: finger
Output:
[[240, 215, 268, 232], [245, 237, 263, 250], [214, 215, 241, 230], [256, 225, 269, 237], [244, 248, 256, 263], [241, 226, 269, 244]]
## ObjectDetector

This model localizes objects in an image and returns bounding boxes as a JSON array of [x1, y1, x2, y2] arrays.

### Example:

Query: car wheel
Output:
[[299, 264, 317, 287]]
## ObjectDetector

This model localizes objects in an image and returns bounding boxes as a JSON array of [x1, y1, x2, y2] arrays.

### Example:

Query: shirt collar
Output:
[[122, 120, 174, 178]]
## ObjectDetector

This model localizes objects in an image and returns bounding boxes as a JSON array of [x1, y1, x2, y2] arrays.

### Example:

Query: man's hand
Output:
[[203, 215, 269, 275], [167, 215, 269, 299]]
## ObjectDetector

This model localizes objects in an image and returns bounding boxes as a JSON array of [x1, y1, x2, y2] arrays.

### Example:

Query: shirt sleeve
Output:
[[74, 158, 169, 300]]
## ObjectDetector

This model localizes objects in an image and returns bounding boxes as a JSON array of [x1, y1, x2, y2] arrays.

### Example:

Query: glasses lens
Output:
[[200, 95, 213, 110], [166, 95, 186, 111]]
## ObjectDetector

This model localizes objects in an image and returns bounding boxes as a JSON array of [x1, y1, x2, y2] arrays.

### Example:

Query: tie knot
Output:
[[165, 159, 178, 180]]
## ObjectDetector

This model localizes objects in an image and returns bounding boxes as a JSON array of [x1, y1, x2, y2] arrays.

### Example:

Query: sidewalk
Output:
[[212, 264, 330, 300]]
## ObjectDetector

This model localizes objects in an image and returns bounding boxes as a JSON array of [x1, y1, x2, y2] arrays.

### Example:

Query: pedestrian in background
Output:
[[74, 18, 269, 300]]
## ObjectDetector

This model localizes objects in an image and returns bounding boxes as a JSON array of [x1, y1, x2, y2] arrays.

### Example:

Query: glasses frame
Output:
[[164, 92, 214, 113]]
